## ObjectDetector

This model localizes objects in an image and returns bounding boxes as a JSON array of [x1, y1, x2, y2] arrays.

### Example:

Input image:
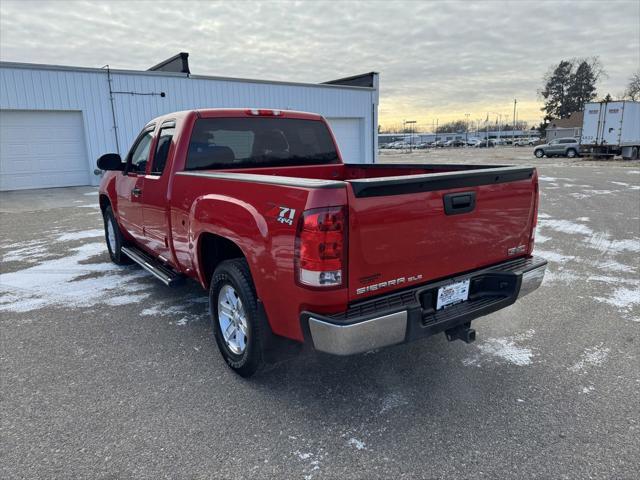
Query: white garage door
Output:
[[0, 110, 90, 191], [327, 118, 363, 163]]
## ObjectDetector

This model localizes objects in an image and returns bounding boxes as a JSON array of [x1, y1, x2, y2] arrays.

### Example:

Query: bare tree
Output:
[[624, 71, 640, 101]]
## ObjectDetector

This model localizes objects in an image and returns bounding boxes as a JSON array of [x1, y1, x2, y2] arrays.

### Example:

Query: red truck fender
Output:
[[189, 194, 273, 297]]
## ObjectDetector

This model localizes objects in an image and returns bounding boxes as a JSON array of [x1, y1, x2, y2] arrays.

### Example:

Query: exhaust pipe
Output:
[[445, 324, 476, 344]]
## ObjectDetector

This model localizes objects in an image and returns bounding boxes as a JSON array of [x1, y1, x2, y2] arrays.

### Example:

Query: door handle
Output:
[[443, 191, 476, 215], [132, 187, 142, 197]]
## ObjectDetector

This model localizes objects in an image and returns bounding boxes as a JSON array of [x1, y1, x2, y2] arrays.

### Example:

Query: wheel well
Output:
[[198, 233, 245, 287], [99, 194, 111, 212]]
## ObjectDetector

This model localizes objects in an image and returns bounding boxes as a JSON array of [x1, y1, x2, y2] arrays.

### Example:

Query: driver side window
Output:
[[128, 130, 154, 173]]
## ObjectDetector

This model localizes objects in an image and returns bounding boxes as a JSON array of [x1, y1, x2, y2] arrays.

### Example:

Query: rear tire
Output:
[[534, 149, 544, 158], [210, 258, 265, 378], [566, 148, 577, 158], [103, 206, 132, 265]]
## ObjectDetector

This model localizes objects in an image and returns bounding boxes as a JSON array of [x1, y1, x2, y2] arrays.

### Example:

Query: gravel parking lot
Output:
[[1, 148, 639, 479]]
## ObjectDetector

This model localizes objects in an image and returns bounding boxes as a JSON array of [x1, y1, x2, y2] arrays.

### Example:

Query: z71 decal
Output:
[[275, 206, 296, 226]]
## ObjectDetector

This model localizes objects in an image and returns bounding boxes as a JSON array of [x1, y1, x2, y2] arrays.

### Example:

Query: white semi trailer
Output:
[[580, 101, 640, 159]]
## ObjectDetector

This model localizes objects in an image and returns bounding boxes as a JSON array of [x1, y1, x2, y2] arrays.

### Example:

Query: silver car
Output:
[[534, 138, 580, 158]]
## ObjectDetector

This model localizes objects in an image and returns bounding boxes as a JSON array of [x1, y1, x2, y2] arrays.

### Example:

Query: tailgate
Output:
[[346, 167, 537, 300]]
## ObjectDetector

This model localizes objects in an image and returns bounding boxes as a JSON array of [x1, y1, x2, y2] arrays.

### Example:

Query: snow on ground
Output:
[[346, 438, 366, 450], [569, 344, 610, 373], [56, 229, 104, 242], [463, 330, 535, 367], [534, 211, 638, 322], [0, 242, 149, 313], [538, 218, 593, 236]]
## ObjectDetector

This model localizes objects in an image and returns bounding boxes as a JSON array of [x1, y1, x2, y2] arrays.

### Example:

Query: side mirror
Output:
[[97, 153, 124, 171]]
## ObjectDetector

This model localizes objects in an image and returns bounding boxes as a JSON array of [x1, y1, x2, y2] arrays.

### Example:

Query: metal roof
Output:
[[0, 61, 375, 91]]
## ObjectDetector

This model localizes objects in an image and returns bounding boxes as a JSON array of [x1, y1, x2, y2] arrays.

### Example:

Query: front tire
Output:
[[103, 206, 132, 265], [210, 258, 265, 377], [534, 149, 544, 158]]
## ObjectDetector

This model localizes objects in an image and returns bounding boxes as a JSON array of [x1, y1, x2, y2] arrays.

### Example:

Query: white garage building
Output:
[[0, 54, 379, 191]]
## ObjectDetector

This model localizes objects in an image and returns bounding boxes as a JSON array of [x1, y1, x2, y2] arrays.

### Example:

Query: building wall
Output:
[[0, 63, 377, 186], [546, 127, 582, 141]]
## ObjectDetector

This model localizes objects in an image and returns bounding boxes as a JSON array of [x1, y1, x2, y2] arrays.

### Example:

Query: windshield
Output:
[[185, 117, 340, 170]]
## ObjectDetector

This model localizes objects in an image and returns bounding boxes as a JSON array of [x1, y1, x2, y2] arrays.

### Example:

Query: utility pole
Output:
[[435, 118, 439, 146], [512, 98, 517, 146]]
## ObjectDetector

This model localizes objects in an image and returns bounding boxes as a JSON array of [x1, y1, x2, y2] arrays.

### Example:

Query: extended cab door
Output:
[[116, 126, 154, 243], [141, 122, 176, 261]]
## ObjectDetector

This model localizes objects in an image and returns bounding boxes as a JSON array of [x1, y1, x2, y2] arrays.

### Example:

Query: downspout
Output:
[[371, 72, 379, 164]]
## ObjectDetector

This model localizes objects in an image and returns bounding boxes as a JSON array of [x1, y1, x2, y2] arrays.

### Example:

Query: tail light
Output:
[[295, 206, 347, 288], [529, 180, 539, 253], [246, 109, 281, 116]]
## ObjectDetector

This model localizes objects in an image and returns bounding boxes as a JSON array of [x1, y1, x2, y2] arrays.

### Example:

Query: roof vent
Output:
[[148, 52, 190, 74]]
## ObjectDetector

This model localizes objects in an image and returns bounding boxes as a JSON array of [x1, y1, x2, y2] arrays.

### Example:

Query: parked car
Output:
[[474, 140, 495, 148], [96, 108, 546, 377], [533, 138, 581, 158]]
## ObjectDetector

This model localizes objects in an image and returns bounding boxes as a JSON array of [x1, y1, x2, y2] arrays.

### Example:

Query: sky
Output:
[[1, 0, 639, 130]]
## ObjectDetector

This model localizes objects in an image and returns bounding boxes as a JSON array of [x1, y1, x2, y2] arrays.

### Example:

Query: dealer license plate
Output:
[[436, 279, 470, 310]]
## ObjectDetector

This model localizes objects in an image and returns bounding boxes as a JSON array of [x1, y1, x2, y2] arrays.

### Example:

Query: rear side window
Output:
[[151, 126, 175, 175], [560, 139, 576, 144], [185, 117, 340, 170]]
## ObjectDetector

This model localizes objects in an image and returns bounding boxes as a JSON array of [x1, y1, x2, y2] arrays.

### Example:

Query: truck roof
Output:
[[147, 108, 324, 126]]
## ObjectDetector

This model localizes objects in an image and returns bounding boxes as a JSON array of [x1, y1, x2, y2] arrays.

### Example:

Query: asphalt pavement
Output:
[[1, 151, 639, 479]]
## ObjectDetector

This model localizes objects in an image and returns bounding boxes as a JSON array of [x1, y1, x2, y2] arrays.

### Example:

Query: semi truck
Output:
[[580, 101, 640, 160]]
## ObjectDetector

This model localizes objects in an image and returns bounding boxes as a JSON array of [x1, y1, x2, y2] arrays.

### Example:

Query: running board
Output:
[[121, 246, 184, 287]]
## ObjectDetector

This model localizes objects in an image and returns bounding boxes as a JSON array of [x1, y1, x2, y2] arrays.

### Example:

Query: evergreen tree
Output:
[[567, 61, 597, 109], [540, 58, 604, 120], [540, 60, 573, 121]]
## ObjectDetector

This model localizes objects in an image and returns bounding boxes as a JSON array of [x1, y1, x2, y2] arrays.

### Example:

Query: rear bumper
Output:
[[302, 256, 546, 356]]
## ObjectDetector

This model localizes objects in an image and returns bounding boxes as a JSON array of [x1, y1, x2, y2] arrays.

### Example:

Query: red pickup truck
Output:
[[97, 108, 546, 376]]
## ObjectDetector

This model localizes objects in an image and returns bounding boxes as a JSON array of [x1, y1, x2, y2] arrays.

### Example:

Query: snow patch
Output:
[[56, 229, 104, 242], [2, 242, 49, 263], [595, 287, 640, 313], [347, 438, 366, 450], [463, 330, 534, 367], [594, 259, 636, 274], [542, 269, 579, 285], [539, 219, 593, 236], [294, 451, 313, 460], [569, 344, 610, 373], [581, 386, 595, 394], [533, 249, 575, 264], [0, 242, 150, 313], [535, 232, 551, 244], [585, 233, 640, 254], [140, 301, 207, 326]]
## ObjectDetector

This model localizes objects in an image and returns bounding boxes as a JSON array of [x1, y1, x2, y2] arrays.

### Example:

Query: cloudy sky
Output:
[[1, 0, 638, 128]]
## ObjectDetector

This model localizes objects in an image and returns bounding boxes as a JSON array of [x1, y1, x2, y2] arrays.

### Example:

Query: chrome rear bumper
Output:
[[303, 256, 546, 356]]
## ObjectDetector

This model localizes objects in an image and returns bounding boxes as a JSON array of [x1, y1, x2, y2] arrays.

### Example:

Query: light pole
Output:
[[404, 120, 416, 152], [465, 113, 470, 146], [512, 98, 517, 146], [488, 112, 502, 143]]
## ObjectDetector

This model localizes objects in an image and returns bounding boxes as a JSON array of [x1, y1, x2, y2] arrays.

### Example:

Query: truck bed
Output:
[[185, 163, 538, 301]]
